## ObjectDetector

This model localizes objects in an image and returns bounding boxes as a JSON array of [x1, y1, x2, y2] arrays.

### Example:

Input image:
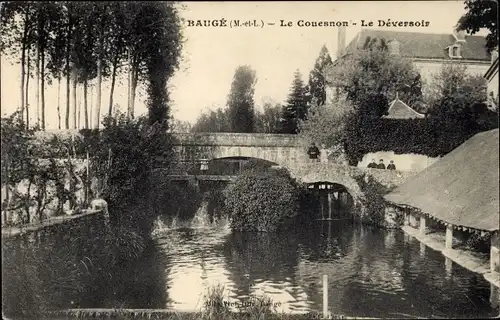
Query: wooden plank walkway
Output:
[[402, 226, 500, 288], [1, 209, 103, 238]]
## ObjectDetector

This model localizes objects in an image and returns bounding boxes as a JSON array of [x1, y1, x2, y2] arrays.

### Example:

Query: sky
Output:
[[0, 1, 487, 128]]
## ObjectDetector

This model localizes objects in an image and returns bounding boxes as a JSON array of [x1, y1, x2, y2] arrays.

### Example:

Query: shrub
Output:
[[223, 167, 300, 232], [353, 173, 396, 228]]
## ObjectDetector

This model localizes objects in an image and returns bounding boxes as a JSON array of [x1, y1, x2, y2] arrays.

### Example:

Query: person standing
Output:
[[377, 159, 386, 169], [387, 160, 396, 170], [307, 142, 320, 163], [367, 159, 377, 168]]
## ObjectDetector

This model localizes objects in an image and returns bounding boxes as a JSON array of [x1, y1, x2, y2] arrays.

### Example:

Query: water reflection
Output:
[[7, 219, 497, 319]]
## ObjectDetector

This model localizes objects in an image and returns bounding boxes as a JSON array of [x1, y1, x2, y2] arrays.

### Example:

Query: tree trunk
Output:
[[65, 58, 70, 129], [57, 72, 62, 129], [72, 67, 77, 129], [84, 79, 89, 129], [25, 49, 30, 128], [65, 19, 71, 130], [108, 55, 119, 117], [35, 45, 40, 128], [20, 42, 26, 124], [40, 45, 46, 130], [127, 51, 132, 118], [130, 68, 138, 118], [94, 58, 102, 129], [89, 83, 93, 128]]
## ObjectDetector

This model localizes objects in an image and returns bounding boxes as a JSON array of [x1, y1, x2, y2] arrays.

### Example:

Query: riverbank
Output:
[[1, 208, 103, 238], [401, 225, 500, 289], [47, 308, 387, 319]]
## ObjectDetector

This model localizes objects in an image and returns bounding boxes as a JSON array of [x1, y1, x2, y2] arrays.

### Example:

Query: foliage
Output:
[[227, 65, 258, 133], [191, 107, 231, 133], [223, 167, 301, 232], [353, 173, 395, 228], [298, 97, 354, 153], [456, 0, 498, 52], [307, 45, 333, 107], [279, 70, 310, 134], [82, 113, 175, 233], [0, 1, 183, 129], [330, 38, 424, 117], [254, 100, 282, 133], [1, 113, 83, 225], [425, 63, 490, 122]]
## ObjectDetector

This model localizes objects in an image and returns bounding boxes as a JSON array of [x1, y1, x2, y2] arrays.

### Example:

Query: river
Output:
[[74, 210, 498, 319]]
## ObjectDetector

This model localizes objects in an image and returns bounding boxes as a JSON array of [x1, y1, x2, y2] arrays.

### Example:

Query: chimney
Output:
[[453, 28, 466, 42], [491, 49, 499, 64], [336, 26, 346, 58], [388, 40, 400, 56]]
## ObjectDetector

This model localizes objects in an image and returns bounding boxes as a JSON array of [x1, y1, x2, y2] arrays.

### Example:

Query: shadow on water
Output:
[[76, 242, 171, 309]]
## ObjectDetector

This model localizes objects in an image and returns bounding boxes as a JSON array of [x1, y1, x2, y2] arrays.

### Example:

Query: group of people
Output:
[[367, 159, 396, 170], [307, 142, 397, 171]]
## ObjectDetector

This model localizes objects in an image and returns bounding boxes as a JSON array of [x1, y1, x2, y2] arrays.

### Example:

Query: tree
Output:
[[227, 65, 257, 133], [456, 0, 498, 52], [191, 107, 230, 133], [329, 38, 423, 118], [254, 101, 282, 133], [298, 97, 354, 153], [307, 45, 333, 107], [141, 2, 183, 127], [426, 63, 493, 129], [279, 70, 309, 134]]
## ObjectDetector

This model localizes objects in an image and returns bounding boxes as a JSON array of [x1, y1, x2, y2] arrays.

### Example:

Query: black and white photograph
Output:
[[1, 1, 499, 319]]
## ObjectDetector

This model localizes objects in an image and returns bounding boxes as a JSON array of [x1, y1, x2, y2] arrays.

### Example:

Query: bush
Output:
[[223, 167, 301, 232], [353, 173, 397, 228]]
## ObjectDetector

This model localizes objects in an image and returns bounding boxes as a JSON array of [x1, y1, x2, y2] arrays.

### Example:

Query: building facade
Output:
[[329, 28, 492, 96]]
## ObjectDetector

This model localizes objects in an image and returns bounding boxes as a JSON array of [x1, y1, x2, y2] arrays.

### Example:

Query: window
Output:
[[449, 45, 461, 58]]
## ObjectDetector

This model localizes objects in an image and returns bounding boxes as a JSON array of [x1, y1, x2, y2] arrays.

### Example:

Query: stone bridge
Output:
[[171, 133, 415, 206]]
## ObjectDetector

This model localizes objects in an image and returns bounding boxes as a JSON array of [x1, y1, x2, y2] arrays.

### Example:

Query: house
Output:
[[484, 50, 499, 107], [384, 129, 499, 289], [329, 28, 492, 94]]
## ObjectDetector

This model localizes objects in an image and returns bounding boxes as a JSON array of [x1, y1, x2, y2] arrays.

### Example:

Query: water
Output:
[[76, 213, 499, 319]]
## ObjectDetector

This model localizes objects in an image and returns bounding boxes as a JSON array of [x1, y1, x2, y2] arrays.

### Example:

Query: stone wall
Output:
[[358, 151, 441, 172]]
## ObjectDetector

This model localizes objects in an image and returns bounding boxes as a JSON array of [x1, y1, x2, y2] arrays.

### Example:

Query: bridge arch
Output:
[[288, 164, 367, 215]]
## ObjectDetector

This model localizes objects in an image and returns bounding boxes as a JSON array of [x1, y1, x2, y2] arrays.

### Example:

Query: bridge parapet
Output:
[[172, 133, 300, 147]]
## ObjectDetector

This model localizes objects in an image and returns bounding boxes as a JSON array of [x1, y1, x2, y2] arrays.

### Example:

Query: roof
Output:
[[485, 57, 499, 81], [384, 129, 499, 232], [343, 29, 491, 62], [382, 98, 425, 119]]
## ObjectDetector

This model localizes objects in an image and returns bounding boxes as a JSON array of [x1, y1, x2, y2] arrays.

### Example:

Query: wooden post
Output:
[[420, 242, 426, 257], [491, 231, 500, 274], [323, 275, 328, 318], [327, 192, 332, 220], [445, 225, 453, 249], [419, 215, 427, 236], [445, 257, 452, 278], [320, 193, 324, 220]]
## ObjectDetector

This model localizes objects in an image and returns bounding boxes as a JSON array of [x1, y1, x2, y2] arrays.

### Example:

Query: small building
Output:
[[384, 129, 499, 286], [358, 97, 438, 172], [382, 96, 425, 120]]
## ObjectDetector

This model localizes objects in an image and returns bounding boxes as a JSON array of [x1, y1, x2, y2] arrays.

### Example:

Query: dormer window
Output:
[[449, 45, 461, 58]]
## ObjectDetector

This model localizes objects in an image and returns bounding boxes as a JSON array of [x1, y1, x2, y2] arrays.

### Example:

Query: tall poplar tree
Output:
[[227, 65, 257, 133]]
